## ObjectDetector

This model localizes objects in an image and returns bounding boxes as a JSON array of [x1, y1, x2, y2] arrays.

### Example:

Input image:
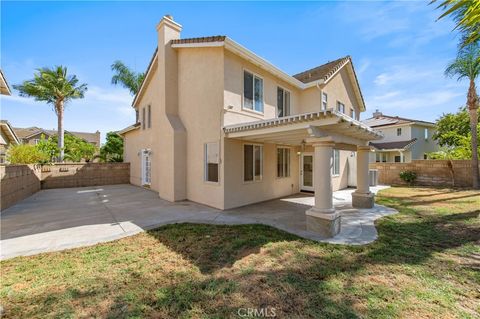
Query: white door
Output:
[[141, 150, 151, 186], [347, 152, 357, 187], [300, 153, 314, 192]]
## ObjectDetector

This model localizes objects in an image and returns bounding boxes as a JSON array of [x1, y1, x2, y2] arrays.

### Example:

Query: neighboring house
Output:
[[363, 111, 439, 163], [0, 69, 11, 96], [119, 15, 382, 237], [13, 127, 101, 148], [0, 120, 20, 163]]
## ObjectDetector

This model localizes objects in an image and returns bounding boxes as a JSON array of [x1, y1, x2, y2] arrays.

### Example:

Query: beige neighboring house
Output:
[[13, 127, 101, 148], [363, 111, 439, 163], [119, 15, 383, 237], [0, 120, 20, 163], [0, 69, 12, 96]]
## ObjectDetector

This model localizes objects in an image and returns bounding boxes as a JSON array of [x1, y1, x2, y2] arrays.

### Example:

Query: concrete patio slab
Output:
[[1, 184, 397, 259]]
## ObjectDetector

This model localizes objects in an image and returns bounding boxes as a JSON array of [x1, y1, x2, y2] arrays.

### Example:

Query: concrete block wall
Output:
[[370, 160, 477, 187], [41, 163, 130, 189], [1, 163, 130, 211], [1, 165, 42, 211]]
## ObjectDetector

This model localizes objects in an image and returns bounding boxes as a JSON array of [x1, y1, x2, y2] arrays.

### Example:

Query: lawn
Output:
[[1, 187, 479, 318]]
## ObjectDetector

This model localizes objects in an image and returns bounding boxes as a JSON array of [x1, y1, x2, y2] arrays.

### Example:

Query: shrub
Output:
[[399, 170, 417, 186], [6, 144, 49, 164]]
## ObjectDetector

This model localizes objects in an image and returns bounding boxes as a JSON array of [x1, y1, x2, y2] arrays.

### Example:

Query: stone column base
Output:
[[352, 192, 375, 208], [305, 208, 341, 237]]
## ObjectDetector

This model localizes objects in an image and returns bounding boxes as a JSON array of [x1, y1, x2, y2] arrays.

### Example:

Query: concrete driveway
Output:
[[1, 184, 395, 259]]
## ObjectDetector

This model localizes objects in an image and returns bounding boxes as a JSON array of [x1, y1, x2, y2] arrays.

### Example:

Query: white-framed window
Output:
[[332, 149, 340, 176], [277, 87, 291, 117], [376, 153, 387, 163], [33, 139, 40, 145], [351, 108, 356, 120], [243, 70, 264, 113], [322, 92, 328, 110], [204, 142, 219, 183], [397, 128, 402, 136], [337, 101, 345, 114], [142, 107, 146, 130], [244, 144, 263, 182], [277, 147, 290, 178], [147, 105, 151, 129], [424, 128, 428, 139]]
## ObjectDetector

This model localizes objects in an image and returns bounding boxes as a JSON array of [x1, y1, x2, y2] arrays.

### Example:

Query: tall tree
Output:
[[445, 43, 480, 188], [111, 61, 145, 95], [14, 66, 87, 161], [433, 0, 480, 46]]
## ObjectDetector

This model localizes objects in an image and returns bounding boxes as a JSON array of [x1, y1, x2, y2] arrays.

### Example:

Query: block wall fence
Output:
[[1, 163, 130, 211], [369, 160, 476, 187]]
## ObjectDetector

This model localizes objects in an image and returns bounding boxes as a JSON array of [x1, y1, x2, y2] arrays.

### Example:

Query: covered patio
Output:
[[224, 110, 384, 237]]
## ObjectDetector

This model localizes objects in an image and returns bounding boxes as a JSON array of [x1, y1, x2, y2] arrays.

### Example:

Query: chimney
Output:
[[373, 109, 382, 118], [156, 15, 182, 115]]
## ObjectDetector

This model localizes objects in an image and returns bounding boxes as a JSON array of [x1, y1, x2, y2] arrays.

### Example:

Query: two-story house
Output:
[[119, 15, 382, 237], [13, 127, 101, 148], [363, 111, 439, 163]]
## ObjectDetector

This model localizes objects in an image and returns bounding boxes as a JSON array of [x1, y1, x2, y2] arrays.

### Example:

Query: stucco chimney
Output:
[[156, 15, 182, 115], [373, 109, 382, 118]]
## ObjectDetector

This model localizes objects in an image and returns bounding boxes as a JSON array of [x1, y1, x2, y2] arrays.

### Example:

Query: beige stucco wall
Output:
[[123, 61, 161, 192], [223, 139, 300, 209], [223, 50, 302, 126], [303, 145, 349, 191], [321, 67, 360, 118], [177, 46, 225, 209]]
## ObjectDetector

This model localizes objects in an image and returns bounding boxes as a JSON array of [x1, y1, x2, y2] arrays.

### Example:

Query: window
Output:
[[33, 139, 40, 145], [135, 109, 139, 123], [277, 87, 290, 117], [244, 144, 263, 182], [205, 142, 219, 183], [424, 128, 428, 139], [337, 101, 345, 114], [351, 109, 356, 120], [332, 149, 340, 176], [142, 107, 146, 130], [394, 155, 401, 163], [322, 92, 328, 110], [147, 105, 151, 129], [376, 153, 387, 163], [397, 128, 402, 136], [243, 71, 263, 112], [277, 147, 290, 178]]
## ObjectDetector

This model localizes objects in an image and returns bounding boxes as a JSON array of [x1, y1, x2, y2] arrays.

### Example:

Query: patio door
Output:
[[141, 149, 151, 186], [300, 153, 314, 192]]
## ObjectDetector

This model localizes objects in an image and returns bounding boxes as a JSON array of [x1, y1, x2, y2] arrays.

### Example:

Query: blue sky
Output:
[[0, 1, 465, 143]]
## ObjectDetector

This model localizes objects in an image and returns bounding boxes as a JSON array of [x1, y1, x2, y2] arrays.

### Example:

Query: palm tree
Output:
[[111, 61, 145, 95], [433, 0, 480, 46], [445, 43, 480, 188], [14, 66, 87, 162]]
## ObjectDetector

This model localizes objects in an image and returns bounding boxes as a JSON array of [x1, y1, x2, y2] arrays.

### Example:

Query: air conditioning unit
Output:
[[369, 169, 378, 186]]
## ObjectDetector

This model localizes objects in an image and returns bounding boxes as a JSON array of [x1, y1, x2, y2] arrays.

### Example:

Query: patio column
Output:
[[352, 145, 374, 208], [305, 141, 341, 237]]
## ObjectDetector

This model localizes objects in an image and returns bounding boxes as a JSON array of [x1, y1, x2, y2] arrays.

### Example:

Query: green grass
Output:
[[1, 187, 479, 318]]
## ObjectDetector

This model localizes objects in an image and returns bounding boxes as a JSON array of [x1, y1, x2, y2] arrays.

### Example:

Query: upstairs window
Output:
[[205, 142, 219, 183], [277, 87, 291, 117], [351, 108, 356, 120], [337, 101, 345, 114], [277, 147, 291, 178], [244, 144, 263, 182], [322, 92, 328, 110], [397, 128, 402, 136], [243, 71, 263, 113], [147, 105, 151, 129], [142, 107, 146, 130], [424, 128, 428, 139], [332, 149, 340, 176]]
